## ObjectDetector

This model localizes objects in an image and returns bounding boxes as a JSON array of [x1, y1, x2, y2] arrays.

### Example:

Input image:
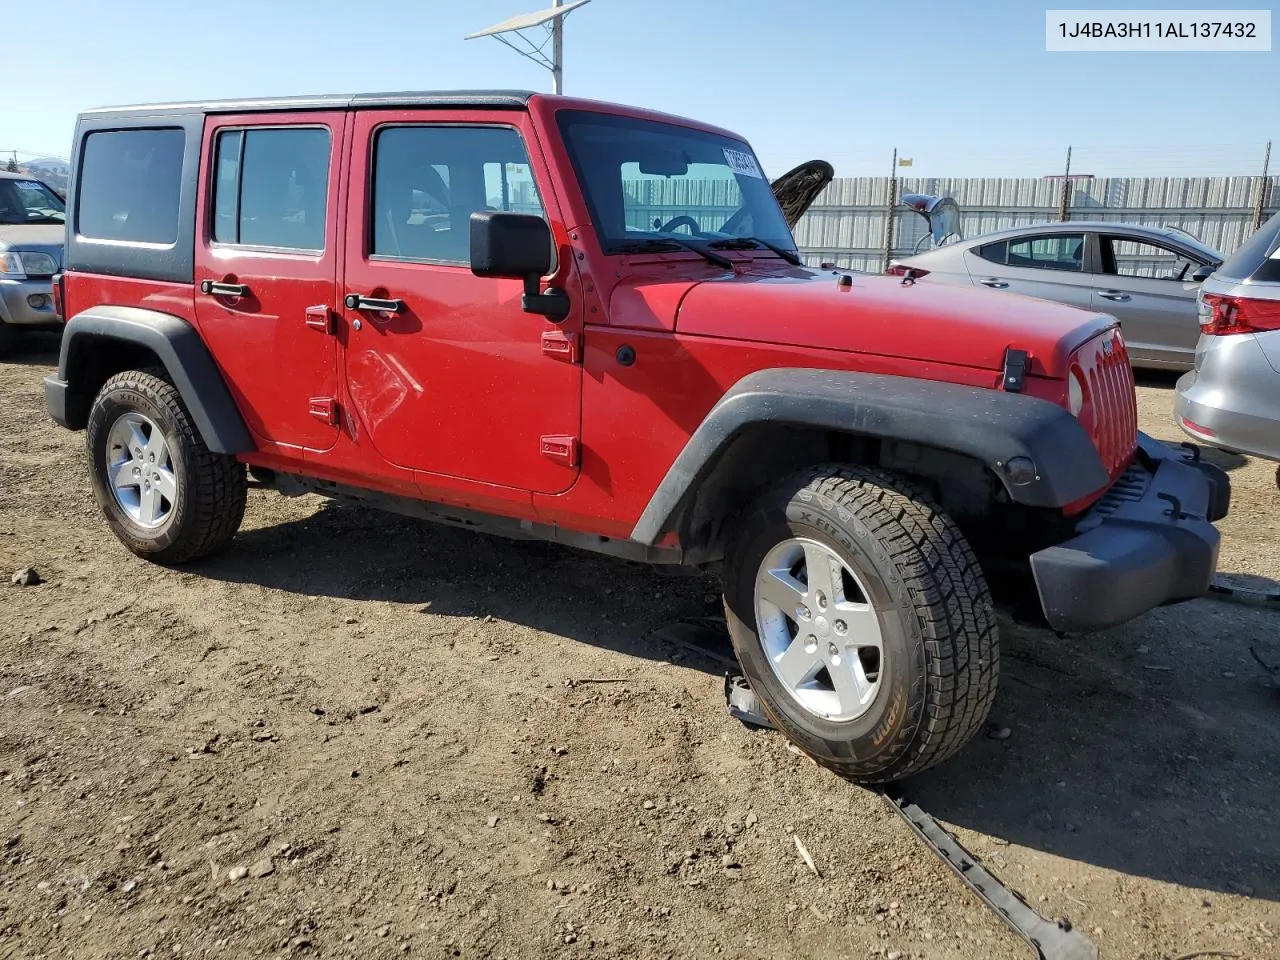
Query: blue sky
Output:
[[5, 0, 1277, 178]]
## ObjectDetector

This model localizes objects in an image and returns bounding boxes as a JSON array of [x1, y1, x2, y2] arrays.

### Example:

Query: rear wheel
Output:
[[86, 369, 246, 563], [723, 465, 999, 783]]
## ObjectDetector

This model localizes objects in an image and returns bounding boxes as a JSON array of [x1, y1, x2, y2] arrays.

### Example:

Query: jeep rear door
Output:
[[193, 112, 347, 455], [340, 109, 582, 495]]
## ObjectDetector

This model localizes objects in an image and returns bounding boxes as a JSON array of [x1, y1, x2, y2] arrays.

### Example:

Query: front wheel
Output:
[[86, 369, 247, 563], [723, 465, 999, 783]]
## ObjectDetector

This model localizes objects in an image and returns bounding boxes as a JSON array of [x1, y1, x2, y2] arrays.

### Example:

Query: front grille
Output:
[[1076, 328, 1138, 478]]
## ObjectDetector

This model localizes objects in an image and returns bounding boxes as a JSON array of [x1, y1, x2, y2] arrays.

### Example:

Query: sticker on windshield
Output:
[[723, 148, 763, 179], [13, 180, 43, 191]]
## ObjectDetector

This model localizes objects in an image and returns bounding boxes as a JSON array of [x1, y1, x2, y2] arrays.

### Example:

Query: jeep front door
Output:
[[341, 111, 582, 495], [193, 113, 346, 454]]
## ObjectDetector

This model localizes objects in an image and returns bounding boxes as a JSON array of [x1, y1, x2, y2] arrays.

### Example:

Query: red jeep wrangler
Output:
[[45, 91, 1229, 783]]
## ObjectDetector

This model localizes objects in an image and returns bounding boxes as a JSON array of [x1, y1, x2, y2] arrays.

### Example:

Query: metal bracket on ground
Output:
[[712, 666, 1100, 960], [881, 790, 1099, 960], [1207, 575, 1280, 611]]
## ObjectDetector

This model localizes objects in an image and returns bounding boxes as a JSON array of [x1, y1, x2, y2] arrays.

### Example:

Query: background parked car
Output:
[[0, 171, 65, 357], [888, 221, 1223, 370], [1175, 209, 1280, 471]]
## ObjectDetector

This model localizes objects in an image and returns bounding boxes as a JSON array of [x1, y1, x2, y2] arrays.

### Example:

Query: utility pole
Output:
[[1058, 146, 1072, 222], [551, 0, 563, 94], [1252, 140, 1272, 232], [882, 148, 898, 273]]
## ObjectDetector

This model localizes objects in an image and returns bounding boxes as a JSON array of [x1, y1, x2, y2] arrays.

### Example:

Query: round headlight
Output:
[[1068, 369, 1085, 417]]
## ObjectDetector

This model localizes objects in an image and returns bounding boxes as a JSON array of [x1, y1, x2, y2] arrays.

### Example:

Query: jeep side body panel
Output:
[[46, 91, 1230, 781]]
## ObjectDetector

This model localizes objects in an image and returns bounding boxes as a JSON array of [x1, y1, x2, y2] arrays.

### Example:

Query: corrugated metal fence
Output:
[[792, 175, 1280, 272]]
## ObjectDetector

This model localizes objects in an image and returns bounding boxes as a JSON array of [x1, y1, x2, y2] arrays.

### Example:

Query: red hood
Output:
[[673, 270, 1116, 378]]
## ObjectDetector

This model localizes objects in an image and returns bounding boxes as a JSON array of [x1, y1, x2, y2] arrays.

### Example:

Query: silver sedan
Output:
[[889, 221, 1224, 370], [1176, 209, 1280, 466]]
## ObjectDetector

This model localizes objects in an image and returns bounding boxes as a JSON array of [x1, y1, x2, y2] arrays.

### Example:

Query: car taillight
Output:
[[885, 265, 929, 278], [52, 273, 65, 321], [1198, 292, 1280, 335]]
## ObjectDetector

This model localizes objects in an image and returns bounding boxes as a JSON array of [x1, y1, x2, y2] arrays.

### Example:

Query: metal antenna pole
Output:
[[551, 0, 563, 94], [883, 148, 897, 273], [1252, 140, 1271, 232], [1059, 146, 1072, 221]]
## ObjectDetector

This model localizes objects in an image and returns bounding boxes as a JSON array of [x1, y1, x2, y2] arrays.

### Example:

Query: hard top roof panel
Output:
[[78, 90, 537, 120]]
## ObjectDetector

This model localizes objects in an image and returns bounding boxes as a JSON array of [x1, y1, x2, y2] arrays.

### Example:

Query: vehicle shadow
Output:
[[198, 500, 1280, 902], [901, 607, 1280, 903], [0, 331, 61, 364], [1133, 368, 1184, 390], [197, 500, 728, 669]]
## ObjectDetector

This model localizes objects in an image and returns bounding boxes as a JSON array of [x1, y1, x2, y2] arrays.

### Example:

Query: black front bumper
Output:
[[1030, 434, 1230, 634]]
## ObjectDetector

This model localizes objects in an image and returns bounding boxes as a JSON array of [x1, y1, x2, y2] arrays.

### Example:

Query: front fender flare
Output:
[[45, 305, 253, 455], [631, 367, 1110, 544]]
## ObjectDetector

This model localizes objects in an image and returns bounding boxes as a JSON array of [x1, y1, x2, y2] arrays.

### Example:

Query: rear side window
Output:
[[1008, 234, 1084, 272], [976, 240, 1007, 264], [212, 127, 331, 251], [1217, 210, 1280, 283], [77, 128, 185, 244]]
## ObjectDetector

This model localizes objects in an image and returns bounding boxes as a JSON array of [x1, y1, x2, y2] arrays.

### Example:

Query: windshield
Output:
[[556, 110, 796, 257], [0, 177, 65, 225]]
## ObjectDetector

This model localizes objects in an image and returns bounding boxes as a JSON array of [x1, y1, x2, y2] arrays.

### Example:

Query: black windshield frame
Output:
[[556, 110, 796, 258]]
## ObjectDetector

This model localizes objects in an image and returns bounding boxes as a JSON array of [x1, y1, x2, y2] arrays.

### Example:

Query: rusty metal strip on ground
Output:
[[880, 790, 1099, 960], [702, 646, 1103, 960]]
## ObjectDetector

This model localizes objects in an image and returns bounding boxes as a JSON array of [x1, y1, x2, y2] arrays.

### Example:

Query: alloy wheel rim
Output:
[[104, 412, 177, 529], [754, 537, 884, 722]]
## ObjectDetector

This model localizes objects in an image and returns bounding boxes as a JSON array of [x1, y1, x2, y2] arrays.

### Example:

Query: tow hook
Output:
[[1157, 492, 1188, 520]]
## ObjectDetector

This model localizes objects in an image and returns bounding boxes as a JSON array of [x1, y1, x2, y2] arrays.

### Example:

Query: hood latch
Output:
[[1002, 348, 1029, 393]]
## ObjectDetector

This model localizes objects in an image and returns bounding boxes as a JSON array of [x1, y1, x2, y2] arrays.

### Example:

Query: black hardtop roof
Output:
[[79, 90, 537, 120]]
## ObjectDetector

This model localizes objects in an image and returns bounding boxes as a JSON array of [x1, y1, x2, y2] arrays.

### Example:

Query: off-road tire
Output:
[[723, 465, 999, 783], [86, 368, 246, 563]]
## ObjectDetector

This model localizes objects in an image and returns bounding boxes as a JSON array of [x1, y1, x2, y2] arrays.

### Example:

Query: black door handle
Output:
[[345, 293, 405, 314], [200, 280, 251, 297]]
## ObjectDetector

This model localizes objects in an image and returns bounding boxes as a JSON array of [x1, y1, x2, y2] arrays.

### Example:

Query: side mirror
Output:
[[1190, 263, 1217, 283], [470, 211, 567, 321]]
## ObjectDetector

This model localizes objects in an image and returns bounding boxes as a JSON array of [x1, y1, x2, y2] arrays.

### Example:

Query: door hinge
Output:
[[1002, 348, 1028, 393], [305, 305, 334, 333], [308, 397, 338, 425], [540, 329, 581, 364], [539, 435, 580, 468]]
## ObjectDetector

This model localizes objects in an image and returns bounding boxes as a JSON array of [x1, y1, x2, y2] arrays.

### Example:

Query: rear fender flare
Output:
[[49, 305, 253, 455], [631, 367, 1110, 544]]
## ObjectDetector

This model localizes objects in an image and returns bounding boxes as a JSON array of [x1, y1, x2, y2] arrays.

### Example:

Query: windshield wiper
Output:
[[612, 237, 734, 270], [708, 236, 803, 266]]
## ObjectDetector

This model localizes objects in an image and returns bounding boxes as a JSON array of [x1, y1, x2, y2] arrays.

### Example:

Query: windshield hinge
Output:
[[1002, 348, 1028, 393]]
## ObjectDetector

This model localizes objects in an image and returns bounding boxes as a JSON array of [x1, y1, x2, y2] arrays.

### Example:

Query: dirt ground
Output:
[[2, 339, 1278, 960]]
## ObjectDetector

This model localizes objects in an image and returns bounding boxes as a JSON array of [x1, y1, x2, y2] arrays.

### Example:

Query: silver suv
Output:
[[1175, 210, 1280, 467], [0, 170, 65, 357]]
